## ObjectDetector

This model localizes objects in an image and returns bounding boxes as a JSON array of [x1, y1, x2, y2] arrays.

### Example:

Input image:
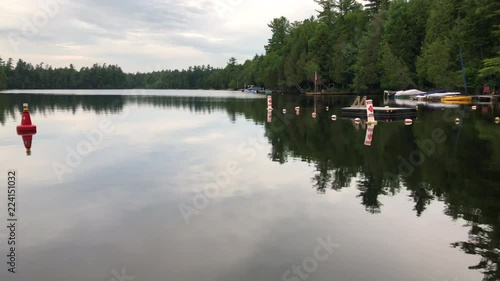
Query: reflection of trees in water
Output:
[[265, 102, 500, 280], [0, 94, 126, 121], [311, 160, 332, 194], [443, 162, 500, 281], [332, 167, 353, 191], [1, 93, 499, 280], [267, 135, 287, 164], [0, 94, 16, 125], [448, 186, 500, 281], [408, 182, 434, 216], [311, 165, 353, 194], [0, 94, 268, 125], [356, 174, 386, 214], [452, 223, 500, 281]]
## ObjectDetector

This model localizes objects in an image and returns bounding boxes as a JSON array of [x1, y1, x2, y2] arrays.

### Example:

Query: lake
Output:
[[0, 90, 499, 281]]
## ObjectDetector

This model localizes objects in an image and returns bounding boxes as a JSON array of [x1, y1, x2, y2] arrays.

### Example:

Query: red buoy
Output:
[[21, 135, 34, 156], [16, 103, 37, 155], [16, 103, 37, 135]]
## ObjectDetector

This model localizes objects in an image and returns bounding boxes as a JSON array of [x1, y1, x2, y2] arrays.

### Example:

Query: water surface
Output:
[[0, 90, 499, 281]]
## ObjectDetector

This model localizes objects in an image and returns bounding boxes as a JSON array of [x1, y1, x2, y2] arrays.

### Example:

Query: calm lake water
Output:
[[0, 90, 499, 281]]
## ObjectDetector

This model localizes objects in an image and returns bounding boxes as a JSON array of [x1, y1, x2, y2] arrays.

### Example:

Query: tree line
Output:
[[1, 0, 499, 93]]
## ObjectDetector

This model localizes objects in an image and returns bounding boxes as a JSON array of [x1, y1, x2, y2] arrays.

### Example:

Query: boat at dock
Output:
[[413, 91, 461, 102], [243, 85, 265, 94], [441, 95, 472, 104], [394, 98, 460, 109], [384, 90, 397, 99], [394, 89, 425, 99]]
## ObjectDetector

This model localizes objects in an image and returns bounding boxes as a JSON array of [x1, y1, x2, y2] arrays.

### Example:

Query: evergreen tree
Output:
[[0, 68, 6, 90], [353, 11, 386, 92], [0, 57, 6, 90], [364, 0, 389, 14], [380, 43, 415, 90], [0, 0, 498, 93]]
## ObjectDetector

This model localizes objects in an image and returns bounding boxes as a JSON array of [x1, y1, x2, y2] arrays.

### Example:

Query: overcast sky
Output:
[[0, 0, 323, 73]]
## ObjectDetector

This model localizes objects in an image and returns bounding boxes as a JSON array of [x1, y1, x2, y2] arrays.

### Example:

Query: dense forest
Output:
[[0, 0, 499, 93]]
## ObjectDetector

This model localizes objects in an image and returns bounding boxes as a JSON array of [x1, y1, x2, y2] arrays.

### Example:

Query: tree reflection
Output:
[[0, 93, 499, 280], [357, 173, 385, 214]]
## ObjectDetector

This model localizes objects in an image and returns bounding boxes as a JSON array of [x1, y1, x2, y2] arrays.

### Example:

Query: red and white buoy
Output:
[[364, 124, 375, 146], [267, 95, 273, 110], [16, 103, 37, 156], [365, 99, 378, 125]]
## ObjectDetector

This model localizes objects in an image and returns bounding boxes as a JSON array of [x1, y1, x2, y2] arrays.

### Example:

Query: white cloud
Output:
[[0, 0, 321, 72]]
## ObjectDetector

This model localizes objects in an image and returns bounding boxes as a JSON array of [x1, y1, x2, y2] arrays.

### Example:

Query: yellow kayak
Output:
[[441, 96, 472, 104]]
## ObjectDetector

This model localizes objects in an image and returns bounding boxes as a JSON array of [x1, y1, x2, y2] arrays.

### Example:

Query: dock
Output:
[[471, 95, 499, 103], [342, 96, 417, 119], [305, 91, 353, 95], [342, 107, 417, 119], [342, 116, 414, 122]]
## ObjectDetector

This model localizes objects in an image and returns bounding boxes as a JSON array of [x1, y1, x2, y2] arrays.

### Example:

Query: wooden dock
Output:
[[342, 107, 417, 119], [342, 96, 417, 119], [305, 91, 353, 95], [342, 116, 415, 122], [471, 95, 499, 103]]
